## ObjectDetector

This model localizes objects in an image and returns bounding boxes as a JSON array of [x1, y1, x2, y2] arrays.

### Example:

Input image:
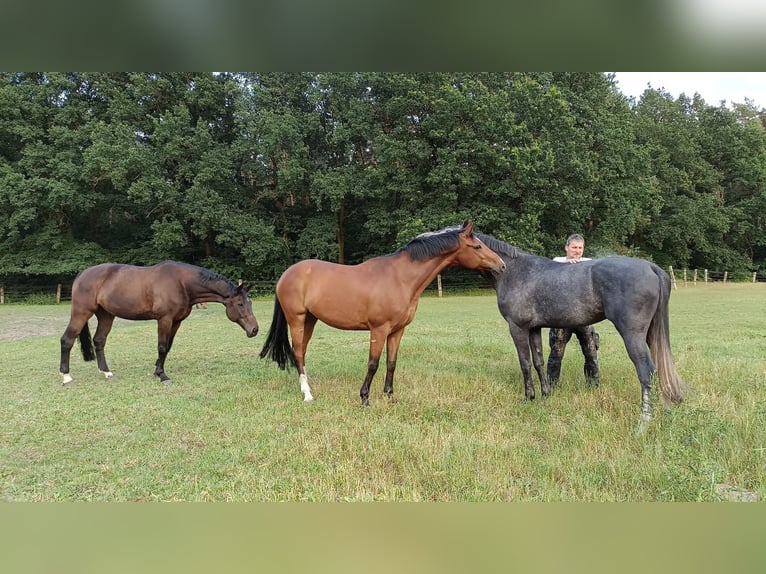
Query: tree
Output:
[[0, 73, 108, 276]]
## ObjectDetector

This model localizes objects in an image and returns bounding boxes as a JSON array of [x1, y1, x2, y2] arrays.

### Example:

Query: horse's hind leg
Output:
[[93, 309, 117, 380], [60, 313, 92, 385], [621, 333, 656, 423], [291, 313, 317, 401]]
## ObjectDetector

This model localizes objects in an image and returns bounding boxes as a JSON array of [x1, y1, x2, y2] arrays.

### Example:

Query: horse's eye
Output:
[[473, 245, 482, 250]]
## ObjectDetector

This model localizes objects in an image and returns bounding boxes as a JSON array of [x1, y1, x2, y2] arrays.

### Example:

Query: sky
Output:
[[611, 72, 766, 109]]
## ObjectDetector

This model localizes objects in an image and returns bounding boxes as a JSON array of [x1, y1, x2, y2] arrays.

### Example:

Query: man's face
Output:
[[565, 240, 585, 260]]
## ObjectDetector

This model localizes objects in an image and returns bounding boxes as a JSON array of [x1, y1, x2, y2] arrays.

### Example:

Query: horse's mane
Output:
[[394, 226, 465, 261], [185, 263, 239, 293], [474, 233, 520, 259]]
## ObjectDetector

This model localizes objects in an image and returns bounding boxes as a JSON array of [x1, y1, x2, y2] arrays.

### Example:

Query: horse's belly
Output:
[[94, 288, 153, 319], [313, 307, 371, 330]]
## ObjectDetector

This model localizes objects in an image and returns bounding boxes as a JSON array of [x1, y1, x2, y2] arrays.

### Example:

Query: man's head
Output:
[[564, 233, 585, 260]]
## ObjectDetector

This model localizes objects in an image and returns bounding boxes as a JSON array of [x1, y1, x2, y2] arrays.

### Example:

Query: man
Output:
[[546, 233, 600, 387]]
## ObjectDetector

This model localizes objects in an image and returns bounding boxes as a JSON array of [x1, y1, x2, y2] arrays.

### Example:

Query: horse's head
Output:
[[455, 221, 506, 274], [225, 284, 259, 337]]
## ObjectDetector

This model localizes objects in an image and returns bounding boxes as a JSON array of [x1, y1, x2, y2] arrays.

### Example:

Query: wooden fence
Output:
[[666, 268, 766, 289]]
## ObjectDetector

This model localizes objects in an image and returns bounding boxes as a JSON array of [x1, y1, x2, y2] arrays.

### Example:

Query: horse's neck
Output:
[[392, 252, 455, 297], [187, 279, 231, 305]]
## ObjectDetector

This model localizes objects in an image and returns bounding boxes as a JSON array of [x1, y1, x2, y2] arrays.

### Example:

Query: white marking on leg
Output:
[[61, 373, 74, 385], [299, 373, 314, 402], [101, 370, 115, 380]]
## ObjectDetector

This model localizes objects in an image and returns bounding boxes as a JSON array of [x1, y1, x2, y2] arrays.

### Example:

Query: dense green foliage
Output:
[[2, 72, 766, 282]]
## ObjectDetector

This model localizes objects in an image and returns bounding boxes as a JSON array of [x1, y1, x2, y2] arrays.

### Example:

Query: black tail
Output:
[[79, 323, 96, 361], [258, 296, 297, 370]]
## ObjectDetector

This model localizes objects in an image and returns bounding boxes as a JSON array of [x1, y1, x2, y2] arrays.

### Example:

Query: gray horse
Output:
[[477, 234, 686, 423]]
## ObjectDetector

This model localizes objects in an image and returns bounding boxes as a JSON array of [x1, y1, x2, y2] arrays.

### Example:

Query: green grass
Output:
[[1, 284, 765, 501]]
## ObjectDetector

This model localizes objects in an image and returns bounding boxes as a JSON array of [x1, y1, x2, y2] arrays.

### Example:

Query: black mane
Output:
[[184, 263, 239, 294], [394, 226, 465, 261]]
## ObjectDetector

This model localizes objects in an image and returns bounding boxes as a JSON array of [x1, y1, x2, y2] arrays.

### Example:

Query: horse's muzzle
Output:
[[248, 326, 259, 338]]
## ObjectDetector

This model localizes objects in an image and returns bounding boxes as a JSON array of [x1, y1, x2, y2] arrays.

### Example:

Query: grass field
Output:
[[1, 283, 764, 501]]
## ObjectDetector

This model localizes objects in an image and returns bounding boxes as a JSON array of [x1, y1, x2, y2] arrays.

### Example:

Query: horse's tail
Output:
[[79, 323, 96, 362], [258, 295, 297, 370], [647, 264, 687, 406]]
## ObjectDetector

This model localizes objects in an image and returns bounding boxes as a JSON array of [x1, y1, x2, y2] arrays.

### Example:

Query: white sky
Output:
[[611, 72, 766, 109]]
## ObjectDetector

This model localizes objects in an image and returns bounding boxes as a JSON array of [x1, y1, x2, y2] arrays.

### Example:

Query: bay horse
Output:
[[59, 261, 259, 385], [475, 234, 686, 423], [259, 222, 506, 405]]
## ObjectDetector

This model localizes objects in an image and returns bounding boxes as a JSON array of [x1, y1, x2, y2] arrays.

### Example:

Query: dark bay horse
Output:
[[59, 261, 259, 385], [259, 222, 506, 404], [476, 234, 686, 423]]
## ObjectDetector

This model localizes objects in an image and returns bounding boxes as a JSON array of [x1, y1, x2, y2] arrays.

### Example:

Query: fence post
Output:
[[668, 266, 677, 289], [683, 268, 687, 287], [56, 283, 62, 304], [723, 271, 728, 284], [0, 286, 4, 304], [754, 272, 757, 283], [437, 274, 443, 297], [693, 269, 698, 285], [704, 269, 708, 283]]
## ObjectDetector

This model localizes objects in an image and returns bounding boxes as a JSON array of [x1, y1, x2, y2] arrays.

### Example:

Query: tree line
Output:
[[1, 72, 765, 284]]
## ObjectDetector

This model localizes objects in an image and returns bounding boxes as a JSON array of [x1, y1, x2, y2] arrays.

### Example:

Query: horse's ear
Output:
[[462, 220, 474, 235]]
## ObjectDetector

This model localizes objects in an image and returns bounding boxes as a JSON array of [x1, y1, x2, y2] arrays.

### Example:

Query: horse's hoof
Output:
[[62, 380, 77, 388], [161, 379, 173, 386], [635, 414, 652, 435], [303, 395, 314, 402]]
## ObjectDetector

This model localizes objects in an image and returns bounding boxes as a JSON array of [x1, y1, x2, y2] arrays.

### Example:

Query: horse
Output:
[[59, 261, 259, 385], [475, 234, 686, 423], [259, 221, 506, 405]]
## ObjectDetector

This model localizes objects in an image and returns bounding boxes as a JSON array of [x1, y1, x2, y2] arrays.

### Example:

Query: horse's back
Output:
[[277, 259, 381, 297], [278, 258, 366, 300], [590, 256, 661, 293]]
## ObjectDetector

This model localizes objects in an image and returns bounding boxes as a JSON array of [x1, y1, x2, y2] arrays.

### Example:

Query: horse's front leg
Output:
[[360, 329, 387, 406], [529, 327, 550, 397], [383, 328, 405, 400], [508, 324, 536, 400], [154, 319, 181, 383]]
